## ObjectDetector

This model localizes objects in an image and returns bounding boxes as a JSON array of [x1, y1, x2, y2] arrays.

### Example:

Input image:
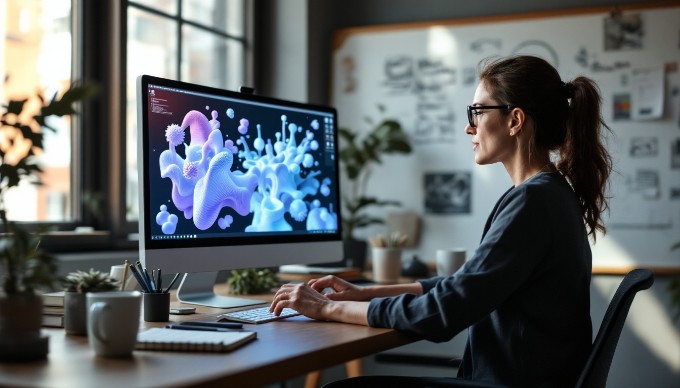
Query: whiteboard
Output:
[[331, 3, 680, 268]]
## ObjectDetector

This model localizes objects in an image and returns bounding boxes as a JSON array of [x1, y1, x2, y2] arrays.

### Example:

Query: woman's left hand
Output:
[[269, 282, 334, 321]]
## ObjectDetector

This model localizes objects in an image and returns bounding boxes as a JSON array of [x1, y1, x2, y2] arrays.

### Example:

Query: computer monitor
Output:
[[136, 75, 343, 308]]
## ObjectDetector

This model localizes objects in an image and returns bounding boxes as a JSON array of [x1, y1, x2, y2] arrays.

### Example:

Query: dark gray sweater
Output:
[[367, 171, 592, 387]]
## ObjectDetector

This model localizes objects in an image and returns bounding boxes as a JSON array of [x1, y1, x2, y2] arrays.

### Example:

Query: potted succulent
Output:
[[338, 105, 412, 269], [62, 269, 118, 335], [0, 81, 95, 361]]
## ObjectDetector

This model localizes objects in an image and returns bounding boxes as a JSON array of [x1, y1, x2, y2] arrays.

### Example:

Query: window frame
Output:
[[24, 0, 254, 253]]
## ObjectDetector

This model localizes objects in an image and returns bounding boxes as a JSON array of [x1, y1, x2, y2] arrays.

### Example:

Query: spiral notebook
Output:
[[136, 328, 257, 352]]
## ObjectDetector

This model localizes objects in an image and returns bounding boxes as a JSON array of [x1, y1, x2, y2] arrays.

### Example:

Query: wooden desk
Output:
[[0, 290, 415, 387]]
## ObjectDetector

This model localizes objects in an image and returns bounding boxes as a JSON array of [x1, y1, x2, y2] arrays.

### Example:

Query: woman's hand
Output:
[[269, 282, 335, 321], [269, 276, 371, 325], [307, 275, 368, 301]]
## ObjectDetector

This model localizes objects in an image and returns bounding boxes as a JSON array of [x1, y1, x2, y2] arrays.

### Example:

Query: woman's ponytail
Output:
[[557, 77, 612, 240]]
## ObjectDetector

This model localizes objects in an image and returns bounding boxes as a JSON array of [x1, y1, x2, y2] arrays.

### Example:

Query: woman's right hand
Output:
[[307, 275, 368, 301]]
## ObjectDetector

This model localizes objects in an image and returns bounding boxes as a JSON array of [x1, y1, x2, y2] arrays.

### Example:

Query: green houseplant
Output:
[[227, 268, 279, 295], [338, 105, 412, 268], [0, 81, 95, 359], [62, 269, 118, 335]]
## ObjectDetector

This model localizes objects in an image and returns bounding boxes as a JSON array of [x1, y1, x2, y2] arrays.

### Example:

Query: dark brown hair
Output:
[[479, 55, 612, 240]]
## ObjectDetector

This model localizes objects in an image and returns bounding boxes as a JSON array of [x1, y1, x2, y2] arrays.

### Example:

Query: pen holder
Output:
[[143, 292, 170, 322]]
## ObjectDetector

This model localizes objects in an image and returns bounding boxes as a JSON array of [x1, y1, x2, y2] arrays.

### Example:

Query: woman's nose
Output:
[[465, 123, 475, 135]]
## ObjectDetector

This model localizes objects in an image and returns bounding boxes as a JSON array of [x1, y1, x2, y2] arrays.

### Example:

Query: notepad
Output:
[[136, 328, 257, 352]]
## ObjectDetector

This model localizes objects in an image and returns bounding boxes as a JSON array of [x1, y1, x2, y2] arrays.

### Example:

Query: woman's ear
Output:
[[509, 107, 525, 136]]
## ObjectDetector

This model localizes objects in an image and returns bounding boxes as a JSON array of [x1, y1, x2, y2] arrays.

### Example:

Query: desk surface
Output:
[[0, 289, 415, 388]]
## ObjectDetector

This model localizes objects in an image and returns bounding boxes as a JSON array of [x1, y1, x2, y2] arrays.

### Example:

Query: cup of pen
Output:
[[128, 263, 175, 322], [143, 291, 170, 322]]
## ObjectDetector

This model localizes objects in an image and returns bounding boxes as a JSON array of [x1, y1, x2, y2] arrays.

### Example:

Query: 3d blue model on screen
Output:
[[150, 95, 338, 237]]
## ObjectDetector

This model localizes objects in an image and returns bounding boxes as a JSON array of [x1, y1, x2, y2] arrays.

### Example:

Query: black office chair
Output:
[[575, 268, 654, 388], [331, 268, 654, 388]]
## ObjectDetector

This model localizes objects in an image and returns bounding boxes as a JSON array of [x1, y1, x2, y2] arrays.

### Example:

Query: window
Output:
[[1, 0, 249, 250], [126, 0, 247, 222], [1, 0, 74, 222]]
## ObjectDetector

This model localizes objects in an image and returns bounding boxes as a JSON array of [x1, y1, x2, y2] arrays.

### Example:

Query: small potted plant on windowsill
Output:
[[0, 81, 95, 361], [62, 269, 118, 335], [339, 105, 412, 269]]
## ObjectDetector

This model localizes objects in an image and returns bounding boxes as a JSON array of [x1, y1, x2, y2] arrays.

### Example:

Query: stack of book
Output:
[[42, 291, 65, 328]]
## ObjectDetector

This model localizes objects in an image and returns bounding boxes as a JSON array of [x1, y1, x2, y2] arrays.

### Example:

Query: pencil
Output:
[[121, 259, 129, 290]]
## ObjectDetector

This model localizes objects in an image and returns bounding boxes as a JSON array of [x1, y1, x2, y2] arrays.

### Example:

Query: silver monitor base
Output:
[[176, 272, 266, 309]]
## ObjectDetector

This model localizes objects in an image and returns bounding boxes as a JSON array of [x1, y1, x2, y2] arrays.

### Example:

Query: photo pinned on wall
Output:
[[631, 169, 661, 200], [341, 56, 357, 94], [670, 187, 680, 200], [671, 138, 680, 169], [613, 93, 631, 120], [603, 11, 643, 51], [630, 137, 658, 157], [424, 172, 471, 215]]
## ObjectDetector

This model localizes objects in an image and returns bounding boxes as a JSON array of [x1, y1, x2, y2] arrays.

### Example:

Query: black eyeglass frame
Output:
[[466, 105, 513, 128]]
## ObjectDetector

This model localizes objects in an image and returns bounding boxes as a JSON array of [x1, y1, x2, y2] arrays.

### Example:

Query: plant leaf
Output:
[[4, 99, 28, 116]]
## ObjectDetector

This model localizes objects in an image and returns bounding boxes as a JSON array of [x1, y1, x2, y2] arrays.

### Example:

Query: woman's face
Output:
[[465, 81, 514, 166]]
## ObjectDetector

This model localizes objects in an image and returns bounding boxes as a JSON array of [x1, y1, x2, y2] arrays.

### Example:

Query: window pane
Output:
[[130, 0, 178, 16], [181, 24, 244, 91], [182, 0, 244, 37], [1, 0, 73, 222], [126, 8, 178, 220]]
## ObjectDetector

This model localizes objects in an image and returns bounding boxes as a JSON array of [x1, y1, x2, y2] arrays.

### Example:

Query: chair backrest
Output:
[[575, 269, 654, 388]]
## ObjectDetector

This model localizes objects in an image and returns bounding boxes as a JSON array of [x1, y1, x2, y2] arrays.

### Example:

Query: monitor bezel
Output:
[[136, 74, 343, 261]]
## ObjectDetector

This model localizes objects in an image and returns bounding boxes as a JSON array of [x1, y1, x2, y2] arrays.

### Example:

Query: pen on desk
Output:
[[166, 324, 235, 332], [163, 273, 181, 293], [179, 321, 243, 329], [129, 264, 151, 293]]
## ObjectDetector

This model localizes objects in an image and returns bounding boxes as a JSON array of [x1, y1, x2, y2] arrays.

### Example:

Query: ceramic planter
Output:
[[64, 292, 88, 335], [0, 294, 48, 361]]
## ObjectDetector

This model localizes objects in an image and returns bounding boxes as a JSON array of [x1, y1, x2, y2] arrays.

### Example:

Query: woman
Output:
[[270, 55, 612, 387]]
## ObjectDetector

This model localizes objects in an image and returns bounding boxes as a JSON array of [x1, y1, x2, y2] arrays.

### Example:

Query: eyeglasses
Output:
[[466, 105, 512, 128]]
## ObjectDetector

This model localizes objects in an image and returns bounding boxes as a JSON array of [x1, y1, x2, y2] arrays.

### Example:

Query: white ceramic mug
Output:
[[436, 248, 466, 276], [87, 291, 142, 357], [371, 248, 402, 283]]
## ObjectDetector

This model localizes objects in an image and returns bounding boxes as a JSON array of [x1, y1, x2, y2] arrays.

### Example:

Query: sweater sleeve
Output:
[[367, 184, 552, 342]]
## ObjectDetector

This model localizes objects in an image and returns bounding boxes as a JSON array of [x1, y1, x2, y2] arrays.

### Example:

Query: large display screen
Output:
[[138, 75, 341, 249]]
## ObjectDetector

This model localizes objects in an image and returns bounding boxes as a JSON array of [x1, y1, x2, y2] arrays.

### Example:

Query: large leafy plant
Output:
[[0, 81, 95, 295], [339, 105, 412, 240]]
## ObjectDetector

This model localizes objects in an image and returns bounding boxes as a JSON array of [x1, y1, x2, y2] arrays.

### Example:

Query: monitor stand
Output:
[[175, 272, 266, 309]]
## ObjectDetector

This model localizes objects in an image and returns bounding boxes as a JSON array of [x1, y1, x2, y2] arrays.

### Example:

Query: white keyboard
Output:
[[217, 306, 300, 324]]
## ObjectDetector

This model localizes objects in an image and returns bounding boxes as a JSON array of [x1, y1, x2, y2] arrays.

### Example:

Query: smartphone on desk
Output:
[[169, 307, 196, 315]]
